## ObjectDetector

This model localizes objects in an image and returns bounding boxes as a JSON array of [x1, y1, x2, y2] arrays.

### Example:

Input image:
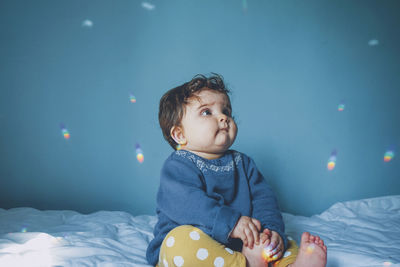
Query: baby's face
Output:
[[179, 89, 237, 159]]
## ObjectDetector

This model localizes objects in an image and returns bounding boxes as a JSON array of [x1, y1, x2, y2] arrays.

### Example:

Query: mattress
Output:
[[1, 195, 399, 267]]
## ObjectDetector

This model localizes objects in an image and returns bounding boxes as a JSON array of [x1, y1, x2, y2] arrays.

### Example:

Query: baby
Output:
[[146, 74, 327, 267]]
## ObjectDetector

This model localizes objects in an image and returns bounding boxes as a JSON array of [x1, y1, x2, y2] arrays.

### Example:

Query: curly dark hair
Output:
[[159, 73, 231, 150]]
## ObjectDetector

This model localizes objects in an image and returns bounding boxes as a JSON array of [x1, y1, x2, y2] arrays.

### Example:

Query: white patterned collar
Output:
[[175, 150, 242, 173]]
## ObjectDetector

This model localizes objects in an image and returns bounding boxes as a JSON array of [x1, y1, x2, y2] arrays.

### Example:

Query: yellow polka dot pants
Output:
[[156, 225, 298, 267]]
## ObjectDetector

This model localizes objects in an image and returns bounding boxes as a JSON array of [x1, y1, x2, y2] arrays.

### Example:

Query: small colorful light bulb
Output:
[[327, 150, 337, 171], [327, 161, 335, 170], [136, 143, 144, 163], [130, 94, 136, 103], [384, 150, 395, 162], [21, 227, 28, 233], [60, 123, 70, 139], [338, 101, 345, 111], [176, 144, 182, 151]]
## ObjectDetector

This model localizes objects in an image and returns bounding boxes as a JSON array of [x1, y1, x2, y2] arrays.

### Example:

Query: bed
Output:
[[1, 195, 399, 267]]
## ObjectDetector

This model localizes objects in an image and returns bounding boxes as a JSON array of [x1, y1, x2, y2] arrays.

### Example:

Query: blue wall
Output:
[[1, 0, 399, 216]]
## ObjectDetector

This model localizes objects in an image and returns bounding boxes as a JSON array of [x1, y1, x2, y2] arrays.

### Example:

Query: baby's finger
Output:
[[245, 228, 254, 248], [268, 241, 281, 257], [263, 228, 271, 237], [270, 249, 283, 261], [271, 241, 283, 257], [264, 242, 276, 257], [263, 230, 272, 243], [251, 218, 261, 231], [260, 233, 270, 244], [269, 233, 280, 250], [249, 223, 259, 245]]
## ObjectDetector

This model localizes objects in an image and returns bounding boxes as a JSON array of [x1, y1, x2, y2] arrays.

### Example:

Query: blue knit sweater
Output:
[[146, 150, 287, 265]]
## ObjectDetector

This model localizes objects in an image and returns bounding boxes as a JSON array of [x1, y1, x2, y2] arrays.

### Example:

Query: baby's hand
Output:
[[230, 216, 261, 249], [260, 228, 272, 244], [262, 230, 284, 261]]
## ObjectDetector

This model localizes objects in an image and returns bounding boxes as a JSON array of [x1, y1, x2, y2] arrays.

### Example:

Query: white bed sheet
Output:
[[284, 195, 400, 267], [0, 195, 399, 267]]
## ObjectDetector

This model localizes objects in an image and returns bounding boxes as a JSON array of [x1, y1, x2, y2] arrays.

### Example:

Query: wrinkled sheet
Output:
[[284, 195, 400, 267], [0, 195, 399, 267]]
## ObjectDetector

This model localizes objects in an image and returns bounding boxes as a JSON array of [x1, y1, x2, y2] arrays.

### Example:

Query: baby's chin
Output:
[[215, 135, 235, 148]]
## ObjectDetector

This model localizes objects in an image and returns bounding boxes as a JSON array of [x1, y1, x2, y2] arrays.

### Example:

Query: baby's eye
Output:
[[201, 109, 212, 116]]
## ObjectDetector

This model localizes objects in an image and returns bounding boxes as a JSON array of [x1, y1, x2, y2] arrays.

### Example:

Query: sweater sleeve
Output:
[[244, 154, 288, 249], [157, 155, 241, 244]]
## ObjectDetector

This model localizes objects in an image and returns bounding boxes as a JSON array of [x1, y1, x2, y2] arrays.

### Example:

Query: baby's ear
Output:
[[170, 126, 187, 145]]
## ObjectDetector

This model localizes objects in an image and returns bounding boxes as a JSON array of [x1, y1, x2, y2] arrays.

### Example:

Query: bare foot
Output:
[[289, 232, 327, 267], [241, 233, 269, 267]]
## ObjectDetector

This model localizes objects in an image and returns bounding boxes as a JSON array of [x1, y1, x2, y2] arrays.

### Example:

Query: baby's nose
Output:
[[219, 114, 229, 123]]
